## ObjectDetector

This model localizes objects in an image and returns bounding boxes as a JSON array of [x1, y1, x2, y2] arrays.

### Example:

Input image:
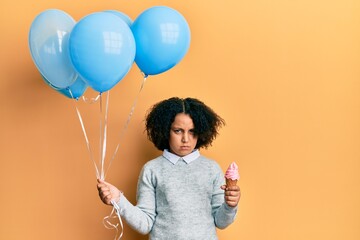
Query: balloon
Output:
[[58, 77, 88, 99], [29, 9, 77, 88], [41, 74, 62, 90], [69, 12, 136, 93], [104, 10, 133, 27], [42, 75, 88, 99], [131, 6, 191, 76]]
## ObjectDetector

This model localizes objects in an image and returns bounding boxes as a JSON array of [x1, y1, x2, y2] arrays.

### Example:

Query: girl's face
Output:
[[169, 113, 198, 157]]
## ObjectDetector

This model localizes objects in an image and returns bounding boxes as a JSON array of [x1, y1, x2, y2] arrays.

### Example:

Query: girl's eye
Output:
[[173, 129, 181, 133]]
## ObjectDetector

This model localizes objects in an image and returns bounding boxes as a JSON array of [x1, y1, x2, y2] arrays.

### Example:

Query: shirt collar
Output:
[[163, 149, 200, 165]]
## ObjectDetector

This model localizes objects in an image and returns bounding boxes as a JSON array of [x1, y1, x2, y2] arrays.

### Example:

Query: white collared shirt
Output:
[[162, 149, 200, 165]]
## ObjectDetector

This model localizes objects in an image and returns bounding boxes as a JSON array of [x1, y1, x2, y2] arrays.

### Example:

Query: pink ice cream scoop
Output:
[[225, 162, 240, 186]]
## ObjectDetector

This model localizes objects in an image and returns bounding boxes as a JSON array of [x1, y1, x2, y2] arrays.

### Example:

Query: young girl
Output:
[[97, 97, 241, 239]]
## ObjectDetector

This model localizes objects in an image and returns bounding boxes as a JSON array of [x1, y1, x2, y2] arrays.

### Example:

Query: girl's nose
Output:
[[182, 133, 189, 143]]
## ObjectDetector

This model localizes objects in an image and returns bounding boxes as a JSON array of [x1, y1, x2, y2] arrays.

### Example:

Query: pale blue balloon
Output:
[[131, 6, 191, 76], [29, 9, 77, 88], [69, 12, 136, 93], [58, 77, 88, 99], [104, 10, 133, 27], [42, 75, 88, 99]]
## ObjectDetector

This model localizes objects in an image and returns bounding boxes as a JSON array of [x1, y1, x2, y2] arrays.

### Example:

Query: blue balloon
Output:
[[58, 77, 88, 99], [104, 10, 133, 27], [69, 12, 136, 93], [42, 75, 88, 99], [29, 9, 77, 88], [131, 6, 191, 76], [41, 74, 63, 90]]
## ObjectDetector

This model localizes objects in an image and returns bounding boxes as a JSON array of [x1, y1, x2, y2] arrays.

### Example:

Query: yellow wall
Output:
[[1, 0, 359, 239]]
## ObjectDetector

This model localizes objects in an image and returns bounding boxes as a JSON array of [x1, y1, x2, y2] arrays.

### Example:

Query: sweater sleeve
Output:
[[211, 164, 238, 229], [116, 165, 156, 235]]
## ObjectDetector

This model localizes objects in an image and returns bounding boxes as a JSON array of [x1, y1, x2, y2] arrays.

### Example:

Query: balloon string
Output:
[[82, 94, 101, 104], [99, 93, 103, 179], [73, 90, 122, 239], [68, 74, 147, 239], [99, 91, 110, 180], [103, 200, 124, 240], [104, 75, 147, 179], [68, 88, 100, 179]]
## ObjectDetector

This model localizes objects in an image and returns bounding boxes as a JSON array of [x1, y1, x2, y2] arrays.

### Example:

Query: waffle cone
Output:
[[226, 178, 238, 187]]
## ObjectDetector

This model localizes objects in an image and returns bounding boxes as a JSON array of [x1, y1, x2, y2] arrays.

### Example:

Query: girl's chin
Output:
[[176, 150, 192, 156], [170, 147, 194, 157]]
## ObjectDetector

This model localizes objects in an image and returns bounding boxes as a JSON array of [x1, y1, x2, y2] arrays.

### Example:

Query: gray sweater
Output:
[[117, 152, 237, 239]]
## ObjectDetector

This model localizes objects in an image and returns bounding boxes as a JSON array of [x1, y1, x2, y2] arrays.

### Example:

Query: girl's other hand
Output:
[[221, 185, 241, 208]]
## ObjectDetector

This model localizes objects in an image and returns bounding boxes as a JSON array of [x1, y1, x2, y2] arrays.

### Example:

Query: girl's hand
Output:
[[221, 185, 241, 208], [96, 179, 121, 205]]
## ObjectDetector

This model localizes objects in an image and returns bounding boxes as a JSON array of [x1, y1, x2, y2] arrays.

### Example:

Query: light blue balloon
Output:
[[69, 12, 136, 93], [41, 74, 63, 90], [29, 9, 77, 88], [104, 10, 133, 27], [58, 77, 88, 99], [131, 6, 191, 76], [42, 75, 88, 99]]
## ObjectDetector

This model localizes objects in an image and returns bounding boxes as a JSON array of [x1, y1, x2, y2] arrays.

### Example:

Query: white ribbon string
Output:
[[68, 74, 148, 240], [82, 94, 101, 104], [99, 91, 110, 180], [69, 88, 100, 179], [102, 200, 124, 240], [104, 75, 147, 179]]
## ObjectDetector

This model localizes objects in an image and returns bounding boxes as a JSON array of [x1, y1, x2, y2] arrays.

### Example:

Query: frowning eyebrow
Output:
[[171, 127, 195, 131]]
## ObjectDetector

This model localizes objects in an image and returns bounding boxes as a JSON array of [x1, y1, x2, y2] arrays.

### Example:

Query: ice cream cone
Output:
[[224, 162, 240, 187], [226, 178, 238, 187]]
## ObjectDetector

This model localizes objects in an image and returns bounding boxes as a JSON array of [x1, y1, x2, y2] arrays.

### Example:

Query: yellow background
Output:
[[1, 0, 359, 239]]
